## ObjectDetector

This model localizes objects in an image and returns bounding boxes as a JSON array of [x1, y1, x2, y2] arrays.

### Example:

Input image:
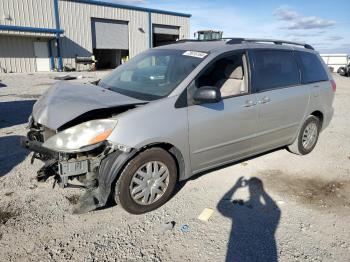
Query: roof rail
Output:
[[174, 39, 223, 44], [172, 38, 314, 50], [225, 38, 314, 50]]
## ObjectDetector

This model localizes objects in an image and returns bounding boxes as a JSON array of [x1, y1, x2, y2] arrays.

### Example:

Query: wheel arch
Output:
[[310, 110, 324, 128], [138, 142, 186, 181]]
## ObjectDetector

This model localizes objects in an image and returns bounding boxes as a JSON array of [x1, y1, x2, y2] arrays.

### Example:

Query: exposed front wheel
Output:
[[115, 148, 177, 214], [288, 116, 321, 155]]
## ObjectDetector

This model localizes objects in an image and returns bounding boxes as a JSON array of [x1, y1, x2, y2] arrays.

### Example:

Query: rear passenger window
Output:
[[252, 50, 300, 92], [297, 52, 329, 84]]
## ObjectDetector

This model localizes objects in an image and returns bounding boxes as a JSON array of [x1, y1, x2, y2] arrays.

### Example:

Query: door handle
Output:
[[258, 96, 271, 104], [243, 100, 256, 107]]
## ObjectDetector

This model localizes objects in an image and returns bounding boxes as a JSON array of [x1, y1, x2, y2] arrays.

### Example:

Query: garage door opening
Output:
[[93, 49, 129, 70], [91, 18, 129, 70], [153, 24, 179, 47]]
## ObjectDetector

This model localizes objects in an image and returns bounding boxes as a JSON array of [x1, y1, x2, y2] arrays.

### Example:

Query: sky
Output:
[[105, 0, 350, 54]]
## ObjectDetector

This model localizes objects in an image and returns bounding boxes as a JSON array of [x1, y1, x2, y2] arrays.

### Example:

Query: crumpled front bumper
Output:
[[20, 136, 58, 160], [20, 134, 107, 185], [20, 135, 136, 213]]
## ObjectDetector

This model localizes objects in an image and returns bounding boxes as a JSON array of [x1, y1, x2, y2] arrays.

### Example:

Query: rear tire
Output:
[[338, 67, 346, 76], [288, 116, 321, 155], [114, 148, 177, 214]]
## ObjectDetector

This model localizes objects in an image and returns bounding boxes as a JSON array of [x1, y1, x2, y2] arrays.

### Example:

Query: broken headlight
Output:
[[43, 119, 117, 152]]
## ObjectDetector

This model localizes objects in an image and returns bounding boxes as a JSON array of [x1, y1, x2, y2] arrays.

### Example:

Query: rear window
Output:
[[252, 50, 300, 92], [297, 51, 329, 84]]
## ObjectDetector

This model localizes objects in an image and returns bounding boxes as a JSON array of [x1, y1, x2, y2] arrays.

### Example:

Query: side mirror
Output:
[[193, 86, 222, 104]]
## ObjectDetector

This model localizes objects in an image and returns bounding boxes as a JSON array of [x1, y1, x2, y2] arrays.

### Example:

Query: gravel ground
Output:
[[0, 72, 349, 262]]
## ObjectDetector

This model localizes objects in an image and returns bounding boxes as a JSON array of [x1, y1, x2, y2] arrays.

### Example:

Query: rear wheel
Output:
[[288, 116, 321, 155], [338, 67, 346, 76], [114, 148, 177, 214]]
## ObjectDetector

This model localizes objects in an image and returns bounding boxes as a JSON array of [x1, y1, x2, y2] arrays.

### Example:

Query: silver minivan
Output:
[[21, 38, 335, 214]]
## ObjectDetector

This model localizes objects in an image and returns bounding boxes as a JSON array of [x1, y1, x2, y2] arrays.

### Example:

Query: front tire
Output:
[[288, 116, 321, 155], [115, 148, 177, 214]]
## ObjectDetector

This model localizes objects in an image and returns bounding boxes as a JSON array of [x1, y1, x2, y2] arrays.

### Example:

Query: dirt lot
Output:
[[0, 72, 349, 261]]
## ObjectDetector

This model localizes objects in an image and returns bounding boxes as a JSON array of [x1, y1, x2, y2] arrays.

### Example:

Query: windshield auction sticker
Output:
[[182, 51, 208, 59]]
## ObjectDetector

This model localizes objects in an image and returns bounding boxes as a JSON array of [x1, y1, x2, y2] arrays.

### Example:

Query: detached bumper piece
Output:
[[73, 149, 137, 214], [20, 136, 58, 160]]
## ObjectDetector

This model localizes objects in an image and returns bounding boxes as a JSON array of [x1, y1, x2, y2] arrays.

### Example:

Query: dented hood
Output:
[[32, 82, 144, 130]]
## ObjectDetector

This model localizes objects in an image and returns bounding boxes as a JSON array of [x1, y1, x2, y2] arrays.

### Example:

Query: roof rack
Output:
[[225, 38, 314, 50], [174, 39, 222, 44], [173, 38, 314, 50]]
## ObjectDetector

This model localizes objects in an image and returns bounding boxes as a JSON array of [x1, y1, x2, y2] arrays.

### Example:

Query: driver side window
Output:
[[196, 52, 248, 98]]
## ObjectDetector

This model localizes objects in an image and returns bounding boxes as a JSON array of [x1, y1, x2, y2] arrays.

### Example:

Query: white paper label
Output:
[[182, 50, 208, 59]]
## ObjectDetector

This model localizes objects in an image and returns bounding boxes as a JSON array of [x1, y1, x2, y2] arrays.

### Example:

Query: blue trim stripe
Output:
[[68, 0, 192, 18], [48, 41, 55, 71], [53, 0, 63, 71], [0, 25, 64, 34], [53, 0, 61, 31]]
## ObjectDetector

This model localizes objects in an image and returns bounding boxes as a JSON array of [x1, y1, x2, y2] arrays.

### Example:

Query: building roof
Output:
[[320, 54, 349, 57], [65, 0, 192, 17]]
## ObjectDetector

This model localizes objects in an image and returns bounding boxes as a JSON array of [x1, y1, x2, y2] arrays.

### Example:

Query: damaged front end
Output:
[[21, 117, 135, 214]]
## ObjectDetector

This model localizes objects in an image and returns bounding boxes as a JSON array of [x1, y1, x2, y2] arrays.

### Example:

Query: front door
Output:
[[188, 51, 258, 172], [34, 42, 50, 72], [188, 94, 258, 172]]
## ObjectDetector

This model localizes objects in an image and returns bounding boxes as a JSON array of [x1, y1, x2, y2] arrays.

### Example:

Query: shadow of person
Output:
[[0, 135, 29, 177], [217, 177, 281, 262]]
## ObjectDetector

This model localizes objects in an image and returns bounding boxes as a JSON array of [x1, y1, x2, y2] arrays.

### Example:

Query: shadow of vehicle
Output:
[[0, 135, 30, 177], [217, 177, 281, 262], [0, 100, 36, 128], [0, 81, 7, 88]]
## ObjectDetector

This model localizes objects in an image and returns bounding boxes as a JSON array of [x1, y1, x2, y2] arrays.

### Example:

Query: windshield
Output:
[[99, 49, 205, 101]]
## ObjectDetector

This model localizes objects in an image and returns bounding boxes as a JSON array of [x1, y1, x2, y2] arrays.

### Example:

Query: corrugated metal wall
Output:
[[0, 35, 36, 73], [59, 0, 149, 68], [0, 0, 190, 72], [59, 0, 190, 68], [151, 13, 190, 40], [0, 0, 55, 28], [0, 0, 56, 72]]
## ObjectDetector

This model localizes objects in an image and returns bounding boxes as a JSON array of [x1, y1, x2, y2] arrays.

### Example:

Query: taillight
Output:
[[330, 79, 336, 92]]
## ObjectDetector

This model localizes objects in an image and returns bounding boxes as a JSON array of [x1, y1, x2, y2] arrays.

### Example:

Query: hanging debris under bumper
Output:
[[20, 135, 136, 213]]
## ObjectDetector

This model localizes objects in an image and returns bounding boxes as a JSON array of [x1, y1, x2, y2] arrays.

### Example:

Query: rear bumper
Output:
[[322, 107, 334, 131]]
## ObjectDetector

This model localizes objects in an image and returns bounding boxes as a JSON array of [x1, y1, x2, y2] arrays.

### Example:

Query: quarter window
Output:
[[297, 51, 329, 84], [252, 50, 300, 92]]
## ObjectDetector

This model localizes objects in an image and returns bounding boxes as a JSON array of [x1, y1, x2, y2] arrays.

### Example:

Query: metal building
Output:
[[0, 0, 191, 73], [320, 54, 349, 72]]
